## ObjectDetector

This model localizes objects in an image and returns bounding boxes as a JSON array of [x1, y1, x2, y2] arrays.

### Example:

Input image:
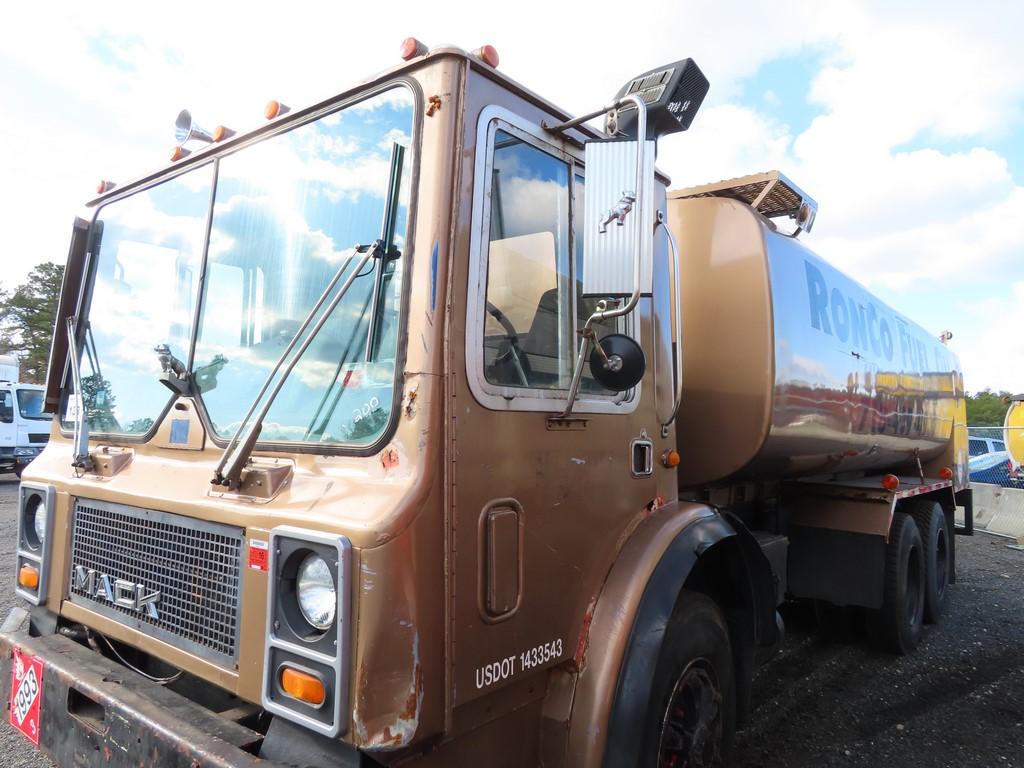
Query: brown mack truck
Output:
[[2, 39, 972, 768]]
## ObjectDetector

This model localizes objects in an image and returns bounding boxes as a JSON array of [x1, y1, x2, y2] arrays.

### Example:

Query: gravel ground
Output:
[[735, 528, 1024, 767], [0, 476, 1019, 766]]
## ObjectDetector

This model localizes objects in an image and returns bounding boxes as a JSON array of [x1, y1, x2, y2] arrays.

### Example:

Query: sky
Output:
[[1, 0, 1021, 394]]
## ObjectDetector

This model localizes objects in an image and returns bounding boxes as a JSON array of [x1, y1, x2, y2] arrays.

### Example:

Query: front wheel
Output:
[[641, 590, 735, 767]]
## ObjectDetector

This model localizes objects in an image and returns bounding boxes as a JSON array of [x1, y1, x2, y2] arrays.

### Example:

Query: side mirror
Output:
[[588, 334, 645, 391], [582, 138, 655, 299]]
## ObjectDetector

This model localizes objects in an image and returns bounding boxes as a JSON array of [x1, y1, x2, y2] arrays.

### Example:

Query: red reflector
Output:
[[881, 474, 900, 491], [938, 466, 954, 480]]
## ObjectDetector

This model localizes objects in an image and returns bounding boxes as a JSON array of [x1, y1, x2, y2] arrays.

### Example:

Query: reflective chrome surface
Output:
[[752, 224, 960, 478], [669, 196, 963, 486]]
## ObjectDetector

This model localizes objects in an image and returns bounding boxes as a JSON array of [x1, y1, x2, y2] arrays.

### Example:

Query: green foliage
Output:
[[0, 262, 64, 383], [966, 389, 1012, 426], [80, 373, 120, 432]]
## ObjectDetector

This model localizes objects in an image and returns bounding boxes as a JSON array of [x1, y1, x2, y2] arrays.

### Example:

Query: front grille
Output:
[[69, 499, 243, 665]]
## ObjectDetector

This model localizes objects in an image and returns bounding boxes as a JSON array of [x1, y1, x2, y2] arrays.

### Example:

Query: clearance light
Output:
[[18, 564, 39, 590], [212, 125, 235, 142], [265, 100, 290, 120], [96, 180, 116, 194], [881, 474, 900, 492], [939, 466, 954, 480], [280, 667, 325, 706], [170, 146, 191, 162], [400, 37, 427, 61], [661, 449, 681, 468], [471, 45, 500, 68]]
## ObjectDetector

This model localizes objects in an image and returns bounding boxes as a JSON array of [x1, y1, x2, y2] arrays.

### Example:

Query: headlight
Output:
[[32, 501, 47, 546], [296, 553, 336, 630]]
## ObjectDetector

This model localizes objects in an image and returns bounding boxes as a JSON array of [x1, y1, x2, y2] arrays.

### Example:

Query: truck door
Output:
[[0, 389, 15, 459], [448, 100, 675, 722]]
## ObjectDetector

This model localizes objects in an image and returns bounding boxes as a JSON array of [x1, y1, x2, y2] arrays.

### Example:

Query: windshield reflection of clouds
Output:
[[75, 87, 413, 447], [195, 88, 412, 445]]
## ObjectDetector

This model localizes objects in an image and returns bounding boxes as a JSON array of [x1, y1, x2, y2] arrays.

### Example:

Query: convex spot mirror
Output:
[[588, 334, 645, 392]]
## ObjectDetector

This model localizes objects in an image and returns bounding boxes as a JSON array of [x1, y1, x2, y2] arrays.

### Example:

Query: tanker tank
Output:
[[665, 191, 965, 490]]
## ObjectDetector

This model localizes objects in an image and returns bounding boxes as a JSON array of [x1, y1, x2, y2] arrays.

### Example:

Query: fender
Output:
[[562, 501, 733, 768]]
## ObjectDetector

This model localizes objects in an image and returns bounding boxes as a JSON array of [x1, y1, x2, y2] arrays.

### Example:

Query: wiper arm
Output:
[[211, 242, 377, 490], [66, 317, 95, 473]]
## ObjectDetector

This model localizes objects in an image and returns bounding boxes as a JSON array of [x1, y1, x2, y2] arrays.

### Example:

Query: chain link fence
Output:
[[967, 425, 1024, 542]]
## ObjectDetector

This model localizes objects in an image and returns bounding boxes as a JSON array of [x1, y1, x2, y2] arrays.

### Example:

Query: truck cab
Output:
[[2, 42, 968, 768], [0, 383, 50, 477]]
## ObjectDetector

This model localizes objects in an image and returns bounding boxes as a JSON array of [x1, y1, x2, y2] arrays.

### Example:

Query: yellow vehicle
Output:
[[3, 41, 972, 767]]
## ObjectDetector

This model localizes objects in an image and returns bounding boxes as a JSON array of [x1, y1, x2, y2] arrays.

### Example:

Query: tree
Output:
[[965, 389, 1011, 426], [0, 262, 64, 383]]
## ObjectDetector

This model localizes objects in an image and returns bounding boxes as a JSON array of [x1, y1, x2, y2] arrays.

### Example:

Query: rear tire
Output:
[[869, 512, 925, 654], [641, 590, 735, 767], [905, 500, 949, 623]]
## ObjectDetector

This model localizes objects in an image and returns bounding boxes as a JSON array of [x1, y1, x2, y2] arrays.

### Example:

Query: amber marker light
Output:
[[96, 180, 115, 194], [265, 100, 290, 120], [471, 44, 500, 68], [400, 37, 427, 61], [939, 466, 954, 481], [212, 125, 235, 142], [170, 146, 190, 162], [18, 564, 39, 590], [662, 449, 681, 468], [280, 667, 325, 706], [881, 474, 900, 491]]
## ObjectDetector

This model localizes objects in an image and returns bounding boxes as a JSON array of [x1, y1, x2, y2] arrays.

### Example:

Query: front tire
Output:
[[869, 512, 925, 654], [641, 590, 735, 767]]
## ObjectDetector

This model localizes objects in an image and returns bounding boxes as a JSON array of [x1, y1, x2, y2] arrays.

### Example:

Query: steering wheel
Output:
[[485, 302, 530, 386]]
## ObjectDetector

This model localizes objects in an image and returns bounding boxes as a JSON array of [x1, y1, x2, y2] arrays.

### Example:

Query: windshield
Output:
[[16, 389, 50, 421], [70, 85, 415, 448]]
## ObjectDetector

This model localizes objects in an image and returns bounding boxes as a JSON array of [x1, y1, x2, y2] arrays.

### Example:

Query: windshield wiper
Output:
[[211, 243, 377, 490], [211, 142, 407, 490]]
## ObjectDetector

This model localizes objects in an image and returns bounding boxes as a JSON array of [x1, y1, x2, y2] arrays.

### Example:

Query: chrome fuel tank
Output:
[[666, 196, 964, 488]]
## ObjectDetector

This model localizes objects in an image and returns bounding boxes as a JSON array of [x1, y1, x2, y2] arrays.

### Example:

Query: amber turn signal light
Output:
[[400, 37, 427, 61], [280, 667, 325, 706], [18, 565, 39, 590], [265, 100, 290, 120], [881, 474, 900, 491], [662, 449, 681, 468], [939, 466, 954, 480], [471, 45, 500, 68]]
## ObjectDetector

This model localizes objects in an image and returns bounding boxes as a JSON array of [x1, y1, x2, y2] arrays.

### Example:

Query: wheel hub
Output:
[[658, 659, 722, 768]]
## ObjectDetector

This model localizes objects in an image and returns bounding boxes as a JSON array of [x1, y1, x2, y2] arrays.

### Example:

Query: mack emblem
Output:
[[72, 566, 160, 619]]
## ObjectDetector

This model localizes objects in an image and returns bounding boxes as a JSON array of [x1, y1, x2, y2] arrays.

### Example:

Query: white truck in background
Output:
[[0, 356, 51, 477]]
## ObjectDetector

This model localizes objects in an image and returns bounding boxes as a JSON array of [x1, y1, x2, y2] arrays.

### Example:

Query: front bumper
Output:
[[0, 611, 274, 768]]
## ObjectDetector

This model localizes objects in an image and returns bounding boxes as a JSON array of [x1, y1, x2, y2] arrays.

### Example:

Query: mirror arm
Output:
[[658, 215, 684, 433], [560, 94, 648, 418]]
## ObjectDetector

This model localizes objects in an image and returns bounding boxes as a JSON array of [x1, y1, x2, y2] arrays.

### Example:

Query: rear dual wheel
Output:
[[869, 512, 925, 654], [904, 500, 950, 623]]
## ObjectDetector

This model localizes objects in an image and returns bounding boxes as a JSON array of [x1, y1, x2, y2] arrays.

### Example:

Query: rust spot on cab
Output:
[[574, 598, 597, 669], [381, 448, 400, 469], [426, 95, 442, 116]]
